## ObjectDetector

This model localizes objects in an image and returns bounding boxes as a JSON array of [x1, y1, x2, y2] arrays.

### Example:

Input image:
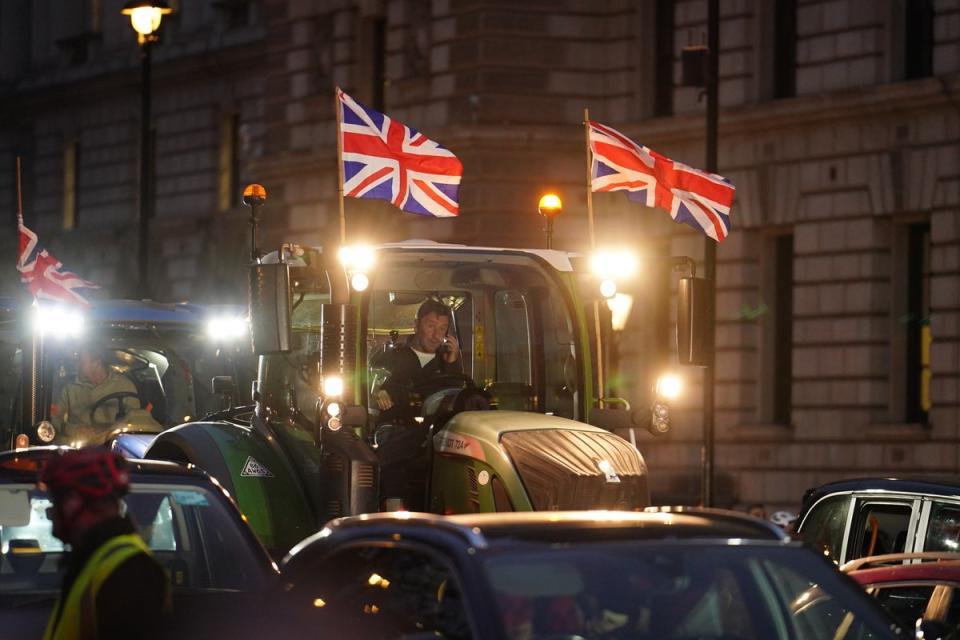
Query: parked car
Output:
[[796, 477, 960, 565], [842, 552, 960, 639], [275, 508, 907, 639], [0, 447, 279, 638]]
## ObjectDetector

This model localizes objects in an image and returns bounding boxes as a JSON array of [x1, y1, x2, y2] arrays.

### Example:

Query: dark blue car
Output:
[[276, 508, 907, 639]]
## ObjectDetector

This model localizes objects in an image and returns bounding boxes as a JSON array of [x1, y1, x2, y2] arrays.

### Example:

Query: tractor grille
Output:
[[500, 429, 649, 510], [466, 465, 481, 512]]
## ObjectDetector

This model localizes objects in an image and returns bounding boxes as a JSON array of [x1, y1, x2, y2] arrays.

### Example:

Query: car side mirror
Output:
[[677, 277, 713, 367], [249, 263, 292, 354]]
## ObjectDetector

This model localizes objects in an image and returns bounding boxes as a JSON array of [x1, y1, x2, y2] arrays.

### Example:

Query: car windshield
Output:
[[483, 542, 901, 639], [0, 481, 267, 596]]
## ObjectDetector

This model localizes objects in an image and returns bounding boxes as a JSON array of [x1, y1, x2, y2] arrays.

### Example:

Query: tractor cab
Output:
[[0, 298, 256, 453]]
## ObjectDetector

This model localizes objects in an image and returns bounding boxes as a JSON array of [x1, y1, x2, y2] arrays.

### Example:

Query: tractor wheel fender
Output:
[[145, 421, 240, 498]]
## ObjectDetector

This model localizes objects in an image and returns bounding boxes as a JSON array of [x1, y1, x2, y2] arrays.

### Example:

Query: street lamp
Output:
[[121, 1, 172, 299], [537, 193, 562, 249]]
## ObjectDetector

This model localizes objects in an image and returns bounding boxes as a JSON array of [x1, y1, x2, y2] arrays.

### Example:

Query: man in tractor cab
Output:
[[373, 298, 463, 418], [372, 299, 465, 511], [53, 345, 143, 445]]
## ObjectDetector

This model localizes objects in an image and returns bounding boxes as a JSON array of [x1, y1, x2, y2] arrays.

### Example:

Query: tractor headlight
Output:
[[206, 315, 249, 342], [325, 401, 341, 417], [36, 421, 56, 444], [649, 401, 670, 435], [326, 416, 342, 431], [350, 273, 370, 292], [32, 303, 84, 338]]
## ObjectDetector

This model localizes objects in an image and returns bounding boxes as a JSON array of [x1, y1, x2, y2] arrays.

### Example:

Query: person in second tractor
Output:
[[53, 344, 141, 445]]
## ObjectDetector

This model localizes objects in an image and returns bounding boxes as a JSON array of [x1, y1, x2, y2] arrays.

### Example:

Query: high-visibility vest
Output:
[[43, 533, 156, 640]]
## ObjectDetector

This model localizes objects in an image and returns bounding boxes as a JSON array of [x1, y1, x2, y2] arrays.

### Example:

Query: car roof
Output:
[[0, 446, 212, 484], [802, 477, 960, 508], [287, 508, 791, 560]]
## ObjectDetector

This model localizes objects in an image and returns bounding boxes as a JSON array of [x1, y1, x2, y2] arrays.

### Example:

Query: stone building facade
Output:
[[1, 0, 958, 510]]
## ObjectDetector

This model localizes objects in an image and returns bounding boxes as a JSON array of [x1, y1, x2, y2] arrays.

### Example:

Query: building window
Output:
[[759, 232, 793, 424], [905, 0, 935, 80], [653, 0, 674, 117], [905, 223, 931, 422], [773, 0, 796, 98], [63, 141, 79, 230], [218, 113, 239, 212], [355, 14, 388, 111]]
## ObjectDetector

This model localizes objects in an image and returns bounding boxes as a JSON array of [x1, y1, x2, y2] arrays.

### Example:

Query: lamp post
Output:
[[537, 193, 563, 249], [121, 2, 172, 299]]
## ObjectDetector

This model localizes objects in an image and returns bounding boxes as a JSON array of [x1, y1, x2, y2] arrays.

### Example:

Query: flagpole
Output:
[[15, 156, 23, 225], [15, 156, 42, 434], [334, 88, 347, 245], [584, 109, 605, 408]]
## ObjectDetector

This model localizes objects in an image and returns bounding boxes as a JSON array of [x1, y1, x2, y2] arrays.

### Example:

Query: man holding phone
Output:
[[374, 299, 463, 510], [374, 298, 461, 414]]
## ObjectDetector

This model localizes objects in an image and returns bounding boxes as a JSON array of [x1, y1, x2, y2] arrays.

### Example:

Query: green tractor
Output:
[[146, 237, 711, 556]]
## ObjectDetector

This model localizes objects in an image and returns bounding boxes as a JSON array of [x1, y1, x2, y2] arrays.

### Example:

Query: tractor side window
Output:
[[494, 291, 532, 386]]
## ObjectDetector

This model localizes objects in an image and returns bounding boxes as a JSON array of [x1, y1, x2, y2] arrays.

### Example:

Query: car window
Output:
[[923, 502, 960, 553], [0, 482, 266, 595], [483, 543, 898, 640], [852, 502, 913, 560], [771, 562, 889, 640], [282, 545, 473, 639], [799, 494, 850, 562], [870, 584, 960, 631]]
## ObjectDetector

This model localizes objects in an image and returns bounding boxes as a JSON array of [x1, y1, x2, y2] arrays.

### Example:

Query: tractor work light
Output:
[[32, 302, 84, 338], [590, 249, 638, 280], [206, 315, 249, 342], [322, 375, 344, 398], [325, 401, 341, 417], [338, 245, 376, 273], [655, 373, 683, 400]]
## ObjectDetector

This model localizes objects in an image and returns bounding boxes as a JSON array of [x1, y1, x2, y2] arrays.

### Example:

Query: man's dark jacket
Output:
[[380, 345, 461, 418]]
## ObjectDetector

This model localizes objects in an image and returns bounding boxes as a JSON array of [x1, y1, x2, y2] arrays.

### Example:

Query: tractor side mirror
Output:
[[677, 277, 713, 367], [249, 263, 292, 354]]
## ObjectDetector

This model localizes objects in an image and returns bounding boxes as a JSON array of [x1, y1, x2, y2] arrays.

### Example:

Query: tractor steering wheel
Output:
[[89, 391, 141, 424]]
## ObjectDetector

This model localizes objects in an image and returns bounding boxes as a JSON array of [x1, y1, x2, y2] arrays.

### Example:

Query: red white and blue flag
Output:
[[337, 88, 462, 218], [17, 220, 98, 305], [588, 120, 735, 242]]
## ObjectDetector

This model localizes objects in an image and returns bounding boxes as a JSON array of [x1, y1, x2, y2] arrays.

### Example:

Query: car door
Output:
[[846, 495, 921, 563]]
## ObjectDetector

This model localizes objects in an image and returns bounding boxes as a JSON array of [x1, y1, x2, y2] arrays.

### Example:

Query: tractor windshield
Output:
[[365, 250, 582, 421]]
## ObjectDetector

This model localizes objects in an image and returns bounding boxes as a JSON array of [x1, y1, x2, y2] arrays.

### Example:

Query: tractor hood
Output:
[[437, 411, 650, 510]]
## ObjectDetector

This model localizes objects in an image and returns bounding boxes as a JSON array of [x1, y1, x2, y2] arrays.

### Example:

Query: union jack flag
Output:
[[17, 220, 98, 306], [589, 120, 735, 242], [338, 88, 462, 218]]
